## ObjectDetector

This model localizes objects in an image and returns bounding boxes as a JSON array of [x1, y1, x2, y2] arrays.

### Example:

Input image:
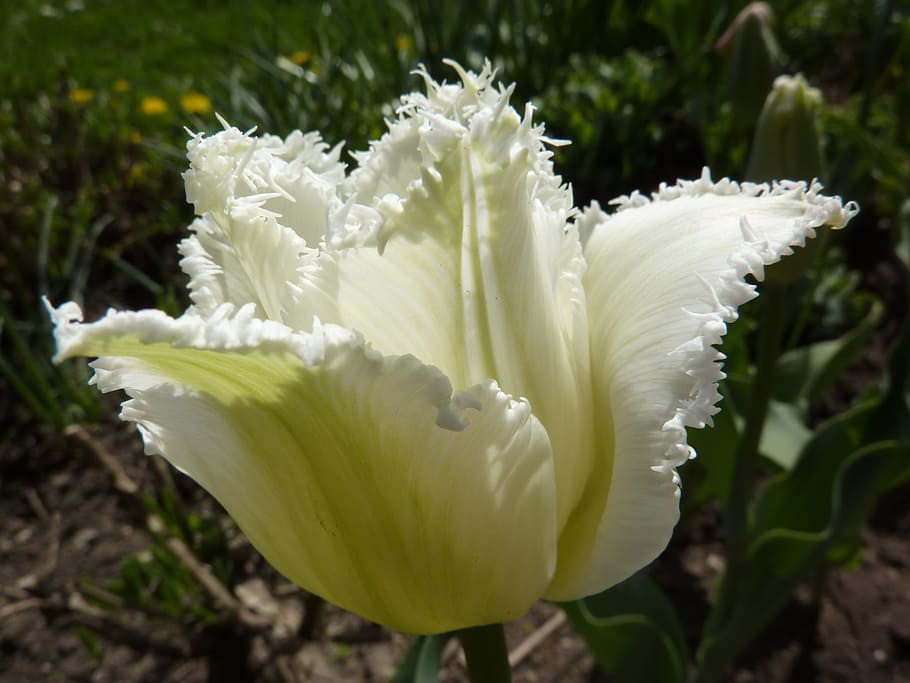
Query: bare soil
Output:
[[2, 235, 909, 681], [1, 396, 908, 683]]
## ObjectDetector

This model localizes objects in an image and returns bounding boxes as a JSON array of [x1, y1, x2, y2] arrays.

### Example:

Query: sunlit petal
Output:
[[184, 124, 345, 245], [179, 125, 345, 321], [48, 301, 557, 634], [297, 63, 595, 532], [546, 170, 858, 599]]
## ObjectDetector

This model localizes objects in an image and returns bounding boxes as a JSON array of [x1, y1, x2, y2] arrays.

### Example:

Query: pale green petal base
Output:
[[48, 301, 557, 634]]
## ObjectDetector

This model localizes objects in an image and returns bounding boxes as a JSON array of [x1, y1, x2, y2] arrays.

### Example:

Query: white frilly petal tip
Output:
[[609, 167, 859, 228], [44, 296, 502, 436]]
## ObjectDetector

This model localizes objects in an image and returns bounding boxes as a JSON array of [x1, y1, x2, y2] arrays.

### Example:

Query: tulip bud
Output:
[[746, 74, 825, 182], [747, 74, 828, 286], [717, 2, 784, 127]]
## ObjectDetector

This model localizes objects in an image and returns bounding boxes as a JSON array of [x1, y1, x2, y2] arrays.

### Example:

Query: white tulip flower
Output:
[[48, 62, 857, 634]]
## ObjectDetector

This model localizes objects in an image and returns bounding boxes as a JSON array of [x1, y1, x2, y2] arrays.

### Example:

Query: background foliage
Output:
[[1, 0, 908, 681]]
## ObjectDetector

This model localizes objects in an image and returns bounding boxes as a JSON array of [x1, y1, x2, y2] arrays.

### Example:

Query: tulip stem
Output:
[[725, 284, 786, 561], [697, 286, 788, 683], [709, 284, 787, 663], [459, 623, 511, 683]]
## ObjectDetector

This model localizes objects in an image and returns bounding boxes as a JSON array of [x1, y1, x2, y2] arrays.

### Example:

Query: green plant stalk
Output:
[[458, 623, 511, 683], [300, 592, 326, 639], [0, 304, 63, 426], [784, 276, 818, 351], [715, 284, 788, 639], [858, 0, 893, 128]]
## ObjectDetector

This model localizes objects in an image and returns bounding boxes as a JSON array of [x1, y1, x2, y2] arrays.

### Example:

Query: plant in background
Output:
[[47, 61, 857, 680], [0, 72, 191, 434], [746, 73, 824, 185], [565, 49, 910, 683], [716, 2, 784, 128]]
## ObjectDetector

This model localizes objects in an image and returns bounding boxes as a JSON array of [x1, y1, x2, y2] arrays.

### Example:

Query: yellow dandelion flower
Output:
[[126, 163, 146, 188], [395, 34, 413, 51], [180, 92, 212, 115], [69, 88, 94, 105], [113, 79, 129, 93], [141, 96, 168, 116], [290, 49, 311, 65]]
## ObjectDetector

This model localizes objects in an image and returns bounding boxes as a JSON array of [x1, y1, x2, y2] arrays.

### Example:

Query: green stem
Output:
[[458, 623, 511, 683], [696, 286, 788, 683], [707, 284, 787, 670]]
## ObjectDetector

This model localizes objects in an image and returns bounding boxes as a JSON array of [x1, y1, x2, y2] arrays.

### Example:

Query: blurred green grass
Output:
[[2, 0, 322, 94], [1, 2, 909, 679]]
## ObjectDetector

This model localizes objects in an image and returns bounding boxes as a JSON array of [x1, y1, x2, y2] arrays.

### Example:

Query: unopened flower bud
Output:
[[748, 74, 829, 285], [718, 2, 784, 127], [746, 74, 825, 182]]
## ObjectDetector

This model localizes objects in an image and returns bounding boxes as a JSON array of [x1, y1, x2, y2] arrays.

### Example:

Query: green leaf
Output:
[[696, 389, 910, 682], [774, 296, 883, 403], [872, 299, 910, 445], [563, 572, 689, 683], [74, 624, 105, 663], [391, 634, 451, 683], [758, 399, 812, 470], [687, 388, 740, 506], [751, 400, 874, 532]]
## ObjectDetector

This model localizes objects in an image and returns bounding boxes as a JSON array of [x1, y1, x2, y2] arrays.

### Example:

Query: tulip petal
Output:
[[178, 125, 346, 321], [184, 125, 346, 245], [295, 63, 596, 533], [546, 170, 858, 599], [178, 213, 312, 323], [48, 301, 557, 634]]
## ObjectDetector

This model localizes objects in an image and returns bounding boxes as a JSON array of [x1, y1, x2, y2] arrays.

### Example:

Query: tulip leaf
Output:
[[563, 572, 689, 683], [696, 388, 910, 682], [392, 634, 451, 683], [758, 399, 812, 470], [871, 319, 910, 446], [774, 296, 882, 403], [687, 388, 740, 506]]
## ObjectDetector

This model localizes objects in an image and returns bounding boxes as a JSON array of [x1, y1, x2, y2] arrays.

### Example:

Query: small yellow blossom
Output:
[[141, 96, 168, 116], [395, 34, 413, 51], [69, 88, 94, 105], [181, 92, 213, 115], [128, 130, 142, 145], [290, 49, 311, 65], [113, 79, 129, 93], [126, 163, 146, 187]]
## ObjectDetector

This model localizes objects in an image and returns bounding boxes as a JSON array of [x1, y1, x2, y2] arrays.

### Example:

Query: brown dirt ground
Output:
[[1, 397, 908, 683]]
